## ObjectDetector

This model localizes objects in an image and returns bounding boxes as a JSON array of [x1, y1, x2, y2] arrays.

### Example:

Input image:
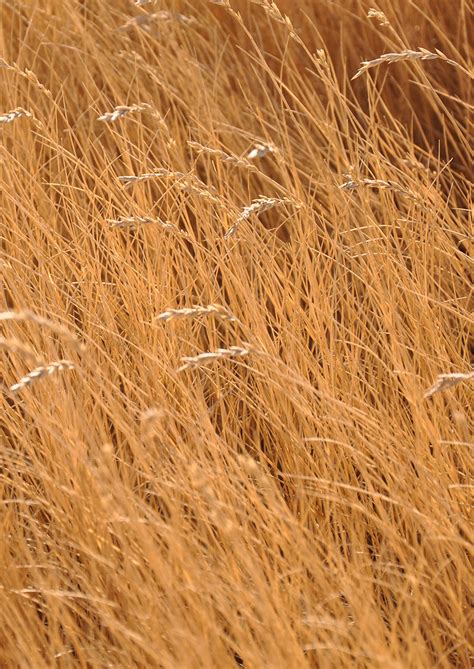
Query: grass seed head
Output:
[[9, 360, 75, 394], [424, 371, 474, 399]]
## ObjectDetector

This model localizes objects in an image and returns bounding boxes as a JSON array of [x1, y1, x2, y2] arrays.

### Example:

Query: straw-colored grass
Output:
[[0, 0, 472, 667]]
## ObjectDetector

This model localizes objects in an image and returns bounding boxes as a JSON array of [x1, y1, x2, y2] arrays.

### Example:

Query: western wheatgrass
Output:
[[0, 311, 85, 351], [0, 107, 33, 124], [352, 47, 472, 80], [0, 0, 471, 666], [155, 304, 238, 323], [107, 215, 190, 236], [176, 343, 256, 372], [224, 196, 299, 238], [424, 371, 474, 398], [98, 104, 151, 122], [9, 360, 75, 394]]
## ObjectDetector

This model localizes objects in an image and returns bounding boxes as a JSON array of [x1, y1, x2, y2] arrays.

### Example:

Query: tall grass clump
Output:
[[0, 0, 472, 667]]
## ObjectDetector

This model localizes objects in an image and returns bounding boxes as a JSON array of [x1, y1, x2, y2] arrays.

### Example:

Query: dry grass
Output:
[[0, 0, 472, 667], [155, 304, 238, 323], [9, 360, 76, 395]]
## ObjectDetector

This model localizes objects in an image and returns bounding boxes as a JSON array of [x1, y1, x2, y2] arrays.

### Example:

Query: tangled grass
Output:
[[0, 0, 472, 667]]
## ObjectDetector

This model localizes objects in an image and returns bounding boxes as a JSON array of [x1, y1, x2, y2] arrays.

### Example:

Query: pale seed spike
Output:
[[9, 360, 75, 394], [98, 104, 151, 123], [0, 107, 32, 124], [352, 47, 470, 81], [177, 343, 255, 372], [155, 304, 237, 323], [424, 371, 474, 399]]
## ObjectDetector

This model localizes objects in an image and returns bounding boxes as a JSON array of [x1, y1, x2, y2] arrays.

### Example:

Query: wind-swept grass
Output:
[[0, 1, 472, 667]]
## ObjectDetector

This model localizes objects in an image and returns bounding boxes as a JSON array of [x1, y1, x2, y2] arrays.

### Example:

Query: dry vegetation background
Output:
[[0, 0, 473, 667]]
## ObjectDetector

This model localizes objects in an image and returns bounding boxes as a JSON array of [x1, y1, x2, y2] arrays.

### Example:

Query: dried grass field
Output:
[[0, 0, 473, 667]]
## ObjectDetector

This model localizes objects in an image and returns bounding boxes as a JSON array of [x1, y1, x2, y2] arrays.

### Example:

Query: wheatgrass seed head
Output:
[[367, 9, 390, 26], [424, 371, 474, 399], [188, 141, 255, 169], [177, 343, 255, 372], [9, 360, 75, 394], [155, 304, 237, 323], [117, 169, 223, 204], [225, 196, 300, 238], [107, 216, 189, 236], [338, 178, 420, 201], [246, 143, 275, 160], [352, 48, 471, 80], [0, 107, 32, 124], [98, 104, 151, 122]]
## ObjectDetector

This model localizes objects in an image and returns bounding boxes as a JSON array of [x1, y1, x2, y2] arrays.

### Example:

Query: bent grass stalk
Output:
[[188, 141, 256, 170], [352, 47, 473, 80], [339, 178, 420, 201], [9, 360, 75, 394], [250, 1, 287, 25], [0, 310, 85, 351], [118, 169, 222, 205], [225, 197, 298, 238], [98, 104, 151, 122], [0, 58, 53, 98], [367, 9, 390, 26], [246, 142, 275, 160], [0, 107, 32, 124], [177, 343, 256, 372]]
